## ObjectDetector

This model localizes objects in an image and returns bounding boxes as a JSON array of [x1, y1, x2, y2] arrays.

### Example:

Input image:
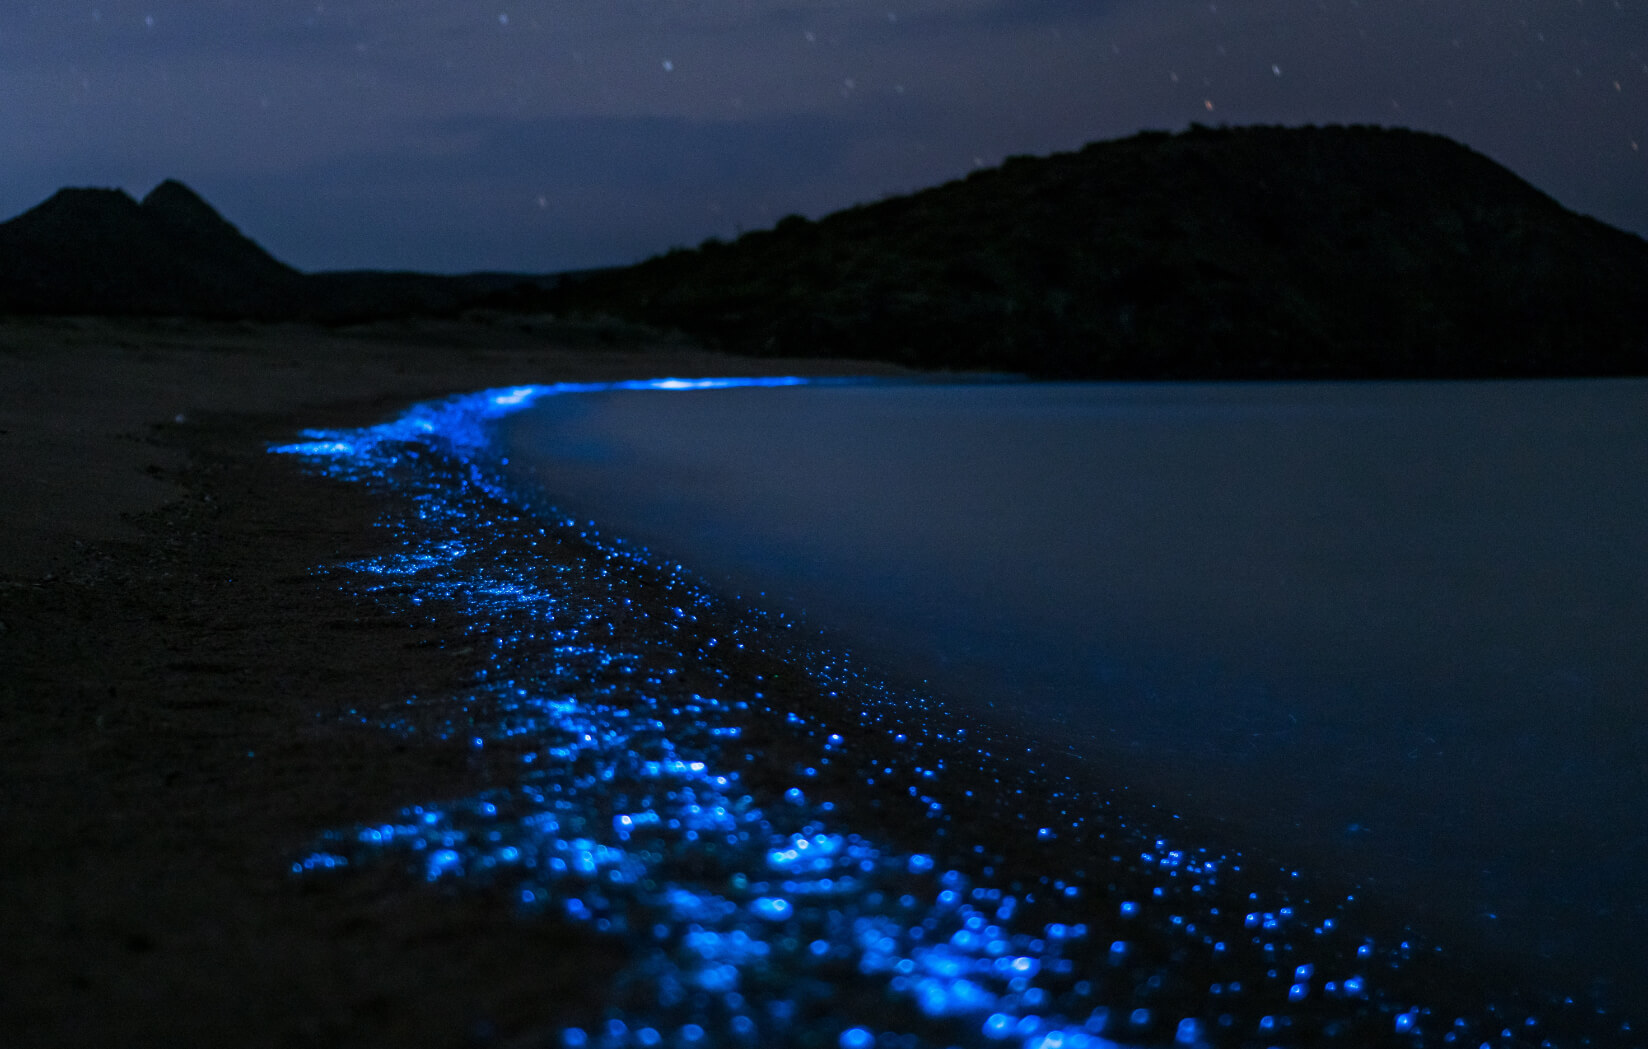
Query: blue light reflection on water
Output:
[[272, 380, 1624, 1049]]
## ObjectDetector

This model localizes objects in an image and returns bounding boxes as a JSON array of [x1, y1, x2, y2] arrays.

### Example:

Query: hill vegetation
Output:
[[533, 124, 1648, 378], [4, 125, 1646, 377]]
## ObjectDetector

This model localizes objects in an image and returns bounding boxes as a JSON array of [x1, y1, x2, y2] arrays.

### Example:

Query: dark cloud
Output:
[[198, 112, 865, 271], [432, 112, 857, 192]]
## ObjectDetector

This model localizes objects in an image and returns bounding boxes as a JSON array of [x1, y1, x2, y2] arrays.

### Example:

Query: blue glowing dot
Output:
[[287, 378, 1513, 1049], [751, 896, 793, 920], [426, 848, 461, 878], [839, 1027, 875, 1049]]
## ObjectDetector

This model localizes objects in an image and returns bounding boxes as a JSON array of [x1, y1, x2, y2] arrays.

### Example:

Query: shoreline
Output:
[[1, 316, 1634, 1046], [0, 316, 909, 1047], [237, 379, 1633, 1046]]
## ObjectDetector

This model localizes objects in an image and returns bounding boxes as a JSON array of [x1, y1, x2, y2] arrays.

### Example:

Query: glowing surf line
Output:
[[269, 378, 1592, 1049]]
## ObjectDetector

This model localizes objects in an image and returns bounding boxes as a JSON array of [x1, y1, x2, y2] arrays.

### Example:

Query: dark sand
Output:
[[0, 315, 904, 1048], [5, 317, 1635, 1048]]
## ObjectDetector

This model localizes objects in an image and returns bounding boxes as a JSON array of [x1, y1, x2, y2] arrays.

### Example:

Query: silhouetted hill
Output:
[[8, 132, 1647, 376], [0, 182, 551, 322], [0, 182, 303, 318], [302, 270, 550, 321], [538, 124, 1648, 378]]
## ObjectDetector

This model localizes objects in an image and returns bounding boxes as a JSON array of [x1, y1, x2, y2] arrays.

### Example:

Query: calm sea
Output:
[[499, 378, 1648, 1002]]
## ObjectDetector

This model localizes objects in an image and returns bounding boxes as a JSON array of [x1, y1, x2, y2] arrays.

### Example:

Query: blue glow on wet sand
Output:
[[272, 379, 1635, 1049]]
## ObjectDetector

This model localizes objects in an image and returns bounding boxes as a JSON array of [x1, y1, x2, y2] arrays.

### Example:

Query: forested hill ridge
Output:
[[0, 180, 549, 323], [534, 124, 1648, 379], [4, 125, 1646, 377]]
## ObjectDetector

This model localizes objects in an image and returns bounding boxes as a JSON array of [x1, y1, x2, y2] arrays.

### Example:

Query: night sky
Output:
[[3, 1, 1643, 273]]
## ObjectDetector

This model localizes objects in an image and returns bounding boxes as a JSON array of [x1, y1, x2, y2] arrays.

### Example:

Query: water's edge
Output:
[[269, 380, 1636, 1049]]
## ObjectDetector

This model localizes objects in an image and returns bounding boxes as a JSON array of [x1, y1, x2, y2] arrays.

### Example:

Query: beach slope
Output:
[[0, 314, 898, 1047]]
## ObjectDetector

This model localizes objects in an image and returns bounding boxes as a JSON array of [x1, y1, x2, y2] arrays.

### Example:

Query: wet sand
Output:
[[3, 316, 1635, 1048], [0, 315, 903, 1048]]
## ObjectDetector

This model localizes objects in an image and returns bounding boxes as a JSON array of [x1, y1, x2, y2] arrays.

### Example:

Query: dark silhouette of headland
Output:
[[4, 124, 1647, 377], [538, 125, 1648, 378]]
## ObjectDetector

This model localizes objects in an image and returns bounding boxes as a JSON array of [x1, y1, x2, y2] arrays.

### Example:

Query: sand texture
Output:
[[0, 315, 900, 1047], [2, 316, 1630, 1047]]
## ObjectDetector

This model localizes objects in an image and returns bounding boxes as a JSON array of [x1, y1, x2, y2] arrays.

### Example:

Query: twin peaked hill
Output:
[[0, 180, 541, 323], [0, 180, 300, 318], [4, 125, 1647, 378]]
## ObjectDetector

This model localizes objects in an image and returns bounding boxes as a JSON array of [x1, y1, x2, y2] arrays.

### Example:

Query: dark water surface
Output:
[[501, 379, 1648, 1002]]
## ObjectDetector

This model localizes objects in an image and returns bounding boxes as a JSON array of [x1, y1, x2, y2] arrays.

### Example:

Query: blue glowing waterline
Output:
[[270, 376, 819, 463], [270, 379, 1624, 1049]]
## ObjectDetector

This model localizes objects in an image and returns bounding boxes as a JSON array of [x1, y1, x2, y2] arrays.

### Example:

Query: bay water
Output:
[[499, 378, 1648, 1003]]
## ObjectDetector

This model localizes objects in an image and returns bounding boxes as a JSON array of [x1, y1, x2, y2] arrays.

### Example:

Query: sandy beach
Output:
[[5, 315, 1636, 1049], [0, 315, 904, 1047]]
